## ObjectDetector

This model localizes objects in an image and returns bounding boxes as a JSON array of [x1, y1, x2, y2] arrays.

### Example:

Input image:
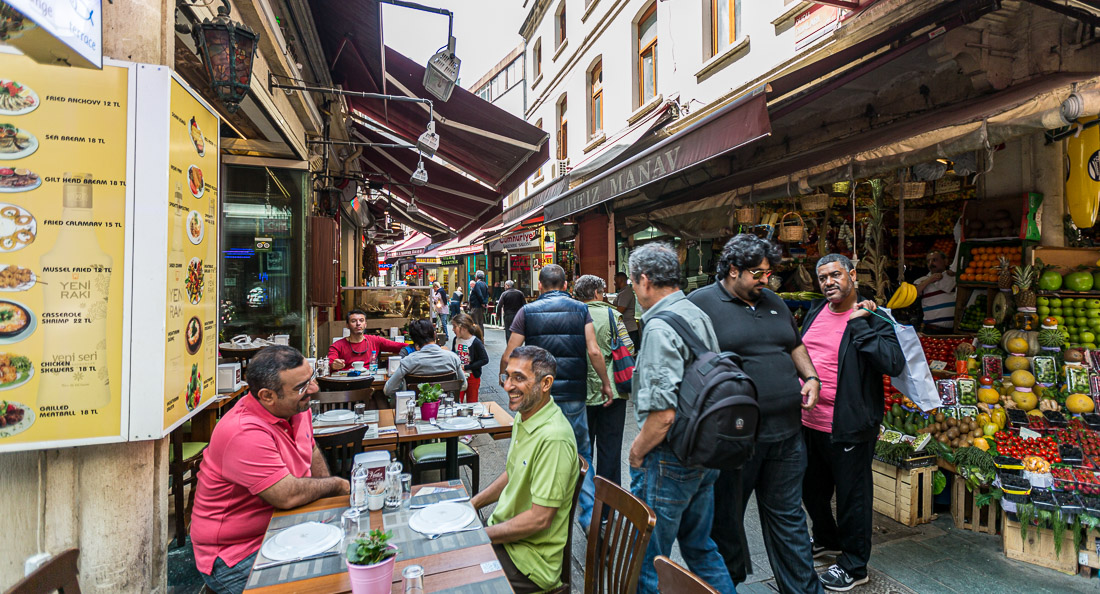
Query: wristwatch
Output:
[[805, 376, 821, 384]]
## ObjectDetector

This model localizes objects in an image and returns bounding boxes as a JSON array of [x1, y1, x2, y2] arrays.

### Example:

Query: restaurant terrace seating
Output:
[[312, 388, 377, 413], [583, 476, 657, 594], [408, 441, 480, 494], [314, 425, 369, 480], [7, 547, 81, 594], [654, 555, 721, 594], [547, 455, 588, 594], [169, 426, 207, 548]]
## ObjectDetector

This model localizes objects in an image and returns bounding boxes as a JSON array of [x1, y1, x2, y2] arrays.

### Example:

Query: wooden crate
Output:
[[1030, 246, 1100, 273], [872, 459, 936, 527], [1081, 531, 1100, 575], [950, 479, 1000, 535], [1002, 517, 1077, 575]]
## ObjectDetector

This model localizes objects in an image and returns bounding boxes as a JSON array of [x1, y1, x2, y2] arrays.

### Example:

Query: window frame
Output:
[[557, 96, 568, 161], [637, 4, 658, 106], [710, 0, 736, 57], [556, 2, 567, 48], [534, 39, 542, 78], [534, 118, 545, 179], [589, 60, 603, 137]]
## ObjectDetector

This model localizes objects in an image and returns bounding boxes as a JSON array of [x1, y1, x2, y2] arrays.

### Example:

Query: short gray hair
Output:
[[629, 243, 680, 288], [475, 270, 486, 280], [246, 346, 306, 395], [816, 253, 854, 272], [505, 280, 514, 288], [717, 234, 783, 279], [573, 275, 606, 302]]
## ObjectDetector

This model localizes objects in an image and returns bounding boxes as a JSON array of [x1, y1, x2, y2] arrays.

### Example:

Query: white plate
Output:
[[0, 174, 40, 193], [186, 210, 204, 245], [188, 165, 204, 198], [0, 400, 33, 437], [0, 204, 35, 253], [0, 367, 32, 391], [260, 522, 341, 562], [0, 81, 39, 116], [0, 266, 35, 291], [438, 417, 479, 431], [409, 502, 477, 535], [0, 130, 37, 160], [0, 300, 35, 345], [318, 409, 355, 422]]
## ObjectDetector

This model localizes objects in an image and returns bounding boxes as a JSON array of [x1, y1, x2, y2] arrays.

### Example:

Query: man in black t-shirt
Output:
[[688, 234, 823, 593], [496, 280, 527, 342]]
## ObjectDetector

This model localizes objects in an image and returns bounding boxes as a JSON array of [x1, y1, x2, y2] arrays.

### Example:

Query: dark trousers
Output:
[[714, 432, 822, 593], [503, 312, 517, 343], [492, 542, 543, 593], [802, 427, 875, 580], [586, 398, 627, 487], [471, 306, 485, 331], [627, 329, 640, 352]]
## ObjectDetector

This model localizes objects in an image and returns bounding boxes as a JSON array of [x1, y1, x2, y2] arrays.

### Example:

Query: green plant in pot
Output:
[[346, 529, 399, 594], [417, 383, 443, 422]]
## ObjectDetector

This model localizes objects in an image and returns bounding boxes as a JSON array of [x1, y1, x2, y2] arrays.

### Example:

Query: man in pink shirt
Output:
[[328, 309, 408, 371], [800, 254, 903, 592], [190, 346, 350, 594]]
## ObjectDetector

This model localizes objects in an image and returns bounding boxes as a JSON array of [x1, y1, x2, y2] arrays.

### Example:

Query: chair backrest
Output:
[[8, 548, 81, 594], [313, 425, 369, 479], [404, 372, 458, 389], [654, 555, 720, 594], [583, 476, 657, 594], [560, 455, 588, 592], [313, 388, 374, 413]]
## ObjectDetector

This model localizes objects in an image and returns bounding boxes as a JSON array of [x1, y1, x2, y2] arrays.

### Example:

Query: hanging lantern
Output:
[[192, 0, 259, 113]]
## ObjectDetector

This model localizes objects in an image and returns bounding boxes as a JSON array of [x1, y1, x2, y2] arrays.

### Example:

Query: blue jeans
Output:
[[557, 398, 595, 530], [734, 432, 823, 593], [200, 551, 257, 594], [439, 313, 450, 338], [630, 447, 736, 594]]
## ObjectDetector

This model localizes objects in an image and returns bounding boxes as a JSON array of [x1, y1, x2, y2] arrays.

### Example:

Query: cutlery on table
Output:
[[426, 525, 483, 540], [267, 513, 338, 534], [410, 496, 470, 509], [253, 550, 339, 571]]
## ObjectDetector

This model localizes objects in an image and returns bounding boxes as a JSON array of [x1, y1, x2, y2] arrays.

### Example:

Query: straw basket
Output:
[[801, 193, 829, 212], [778, 212, 807, 243], [896, 181, 927, 200], [735, 205, 759, 224]]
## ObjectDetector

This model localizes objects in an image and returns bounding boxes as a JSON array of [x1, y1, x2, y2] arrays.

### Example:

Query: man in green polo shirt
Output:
[[471, 345, 579, 593]]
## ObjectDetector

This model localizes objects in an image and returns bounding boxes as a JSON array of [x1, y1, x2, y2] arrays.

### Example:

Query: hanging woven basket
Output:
[[735, 205, 759, 224], [778, 212, 807, 243], [895, 181, 927, 200], [801, 193, 829, 212]]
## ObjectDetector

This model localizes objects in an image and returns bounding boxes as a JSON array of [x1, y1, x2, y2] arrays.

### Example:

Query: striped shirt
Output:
[[916, 273, 956, 328]]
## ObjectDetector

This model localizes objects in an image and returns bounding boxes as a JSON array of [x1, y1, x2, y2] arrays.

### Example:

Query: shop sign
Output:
[[794, 5, 840, 50], [4, 0, 103, 69], [254, 237, 272, 252], [542, 230, 556, 253], [439, 255, 461, 266], [379, 262, 393, 270], [416, 256, 440, 265], [440, 243, 483, 256], [500, 229, 541, 250], [395, 246, 425, 257], [510, 253, 554, 271]]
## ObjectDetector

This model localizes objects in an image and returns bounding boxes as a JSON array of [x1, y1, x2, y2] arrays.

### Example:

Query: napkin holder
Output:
[[217, 362, 242, 393], [395, 390, 415, 423], [387, 356, 402, 374], [354, 450, 391, 490]]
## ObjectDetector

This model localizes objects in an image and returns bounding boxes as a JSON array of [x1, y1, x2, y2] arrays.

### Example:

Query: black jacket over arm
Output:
[[801, 300, 905, 443]]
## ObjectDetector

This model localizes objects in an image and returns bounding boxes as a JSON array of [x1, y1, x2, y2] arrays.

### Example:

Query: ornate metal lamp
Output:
[[185, 0, 260, 113]]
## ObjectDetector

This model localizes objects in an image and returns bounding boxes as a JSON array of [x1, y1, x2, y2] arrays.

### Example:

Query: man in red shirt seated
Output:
[[190, 346, 350, 594], [328, 309, 408, 371]]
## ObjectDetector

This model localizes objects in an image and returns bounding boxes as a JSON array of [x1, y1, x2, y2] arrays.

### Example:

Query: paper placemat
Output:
[[245, 506, 362, 590], [478, 418, 501, 429], [382, 501, 489, 560], [313, 410, 379, 426], [414, 422, 441, 434], [433, 576, 512, 594], [408, 488, 465, 508]]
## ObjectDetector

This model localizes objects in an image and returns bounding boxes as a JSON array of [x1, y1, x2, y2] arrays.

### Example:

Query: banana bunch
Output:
[[886, 282, 917, 309]]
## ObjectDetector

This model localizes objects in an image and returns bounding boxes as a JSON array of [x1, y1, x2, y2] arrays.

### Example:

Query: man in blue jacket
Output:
[[499, 264, 614, 530]]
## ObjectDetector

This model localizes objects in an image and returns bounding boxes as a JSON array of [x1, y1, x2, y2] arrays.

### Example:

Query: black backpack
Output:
[[650, 311, 760, 469]]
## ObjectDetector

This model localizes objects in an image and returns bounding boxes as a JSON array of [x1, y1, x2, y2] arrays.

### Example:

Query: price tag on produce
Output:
[[1020, 427, 1041, 440], [928, 360, 948, 371]]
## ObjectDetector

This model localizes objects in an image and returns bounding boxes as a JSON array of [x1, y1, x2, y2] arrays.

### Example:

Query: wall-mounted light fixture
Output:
[[178, 0, 260, 114]]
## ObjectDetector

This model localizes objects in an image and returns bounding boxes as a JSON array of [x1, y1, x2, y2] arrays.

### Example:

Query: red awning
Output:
[[310, 1, 549, 194]]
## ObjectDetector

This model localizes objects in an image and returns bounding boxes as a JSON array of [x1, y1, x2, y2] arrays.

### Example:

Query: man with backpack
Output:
[[627, 243, 736, 594], [689, 234, 823, 593]]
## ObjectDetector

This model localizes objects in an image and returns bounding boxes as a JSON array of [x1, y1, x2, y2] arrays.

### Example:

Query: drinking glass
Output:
[[309, 399, 320, 418], [341, 508, 364, 560], [400, 473, 412, 503], [353, 402, 366, 421]]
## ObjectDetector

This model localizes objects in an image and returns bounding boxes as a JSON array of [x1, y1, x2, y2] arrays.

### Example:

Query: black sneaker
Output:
[[810, 538, 841, 559], [819, 565, 869, 591]]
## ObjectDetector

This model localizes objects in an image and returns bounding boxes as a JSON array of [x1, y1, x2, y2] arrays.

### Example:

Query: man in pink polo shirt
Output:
[[190, 346, 350, 594]]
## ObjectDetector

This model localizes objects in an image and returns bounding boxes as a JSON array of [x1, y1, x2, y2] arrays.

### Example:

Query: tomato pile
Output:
[[994, 432, 1062, 463], [919, 336, 970, 362], [1052, 467, 1100, 494], [882, 376, 904, 413]]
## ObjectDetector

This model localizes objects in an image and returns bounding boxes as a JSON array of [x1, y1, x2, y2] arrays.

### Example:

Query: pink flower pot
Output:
[[346, 550, 397, 594], [420, 400, 440, 422]]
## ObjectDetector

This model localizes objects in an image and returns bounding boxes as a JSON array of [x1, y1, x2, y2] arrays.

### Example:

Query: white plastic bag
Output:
[[880, 308, 940, 412]]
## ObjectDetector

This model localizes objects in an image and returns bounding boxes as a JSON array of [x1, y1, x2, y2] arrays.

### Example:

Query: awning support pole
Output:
[[268, 73, 435, 122]]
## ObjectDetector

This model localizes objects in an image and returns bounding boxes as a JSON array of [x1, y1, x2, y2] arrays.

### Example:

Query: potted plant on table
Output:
[[346, 529, 399, 594], [417, 383, 443, 422]]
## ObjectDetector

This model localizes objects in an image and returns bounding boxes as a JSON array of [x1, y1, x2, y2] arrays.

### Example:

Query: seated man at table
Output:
[[190, 345, 350, 594], [471, 346, 579, 593], [328, 308, 408, 371], [383, 319, 466, 398]]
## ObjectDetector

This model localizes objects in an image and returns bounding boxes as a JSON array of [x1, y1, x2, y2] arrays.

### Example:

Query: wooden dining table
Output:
[[244, 482, 512, 593], [397, 402, 514, 481], [312, 409, 400, 453]]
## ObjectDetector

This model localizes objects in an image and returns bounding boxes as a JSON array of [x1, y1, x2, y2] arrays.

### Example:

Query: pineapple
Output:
[[1013, 265, 1036, 309], [996, 256, 1013, 290]]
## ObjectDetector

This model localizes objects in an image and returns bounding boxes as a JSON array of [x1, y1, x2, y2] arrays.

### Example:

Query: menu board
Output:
[[163, 78, 218, 431], [0, 52, 129, 448]]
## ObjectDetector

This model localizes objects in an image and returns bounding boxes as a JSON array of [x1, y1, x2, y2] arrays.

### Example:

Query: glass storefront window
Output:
[[219, 165, 307, 349]]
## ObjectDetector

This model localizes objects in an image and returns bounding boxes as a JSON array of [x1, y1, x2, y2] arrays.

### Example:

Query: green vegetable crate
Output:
[[950, 478, 1000, 536], [872, 459, 936, 527]]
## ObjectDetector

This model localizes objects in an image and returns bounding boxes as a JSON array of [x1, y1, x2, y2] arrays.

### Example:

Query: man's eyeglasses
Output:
[[744, 268, 773, 280], [294, 368, 318, 396], [500, 372, 531, 385]]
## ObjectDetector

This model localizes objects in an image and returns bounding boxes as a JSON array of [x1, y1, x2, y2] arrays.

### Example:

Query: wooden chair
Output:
[[403, 372, 459, 391], [7, 548, 81, 594], [583, 477, 657, 593], [314, 425, 369, 479], [316, 376, 375, 395], [169, 428, 207, 548], [654, 555, 720, 594], [313, 388, 376, 413], [408, 442, 481, 493], [547, 456, 588, 594]]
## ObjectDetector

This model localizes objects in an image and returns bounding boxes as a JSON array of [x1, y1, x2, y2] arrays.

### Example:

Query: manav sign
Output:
[[543, 92, 770, 223]]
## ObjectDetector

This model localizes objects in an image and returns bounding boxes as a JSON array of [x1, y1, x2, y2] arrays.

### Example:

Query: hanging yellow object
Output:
[[1066, 116, 1100, 229]]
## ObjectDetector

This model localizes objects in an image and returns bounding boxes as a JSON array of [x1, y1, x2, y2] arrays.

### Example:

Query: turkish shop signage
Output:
[[500, 229, 541, 250]]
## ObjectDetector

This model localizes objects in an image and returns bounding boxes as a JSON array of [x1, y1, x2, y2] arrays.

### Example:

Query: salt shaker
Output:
[[406, 398, 417, 424], [385, 461, 404, 509]]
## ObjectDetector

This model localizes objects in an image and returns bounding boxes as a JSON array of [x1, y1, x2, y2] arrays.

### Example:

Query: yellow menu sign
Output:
[[163, 78, 218, 431], [0, 52, 128, 447]]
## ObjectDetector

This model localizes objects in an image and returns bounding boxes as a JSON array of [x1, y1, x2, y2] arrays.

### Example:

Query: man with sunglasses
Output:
[[328, 308, 408, 372], [191, 346, 349, 594], [688, 233, 823, 593]]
